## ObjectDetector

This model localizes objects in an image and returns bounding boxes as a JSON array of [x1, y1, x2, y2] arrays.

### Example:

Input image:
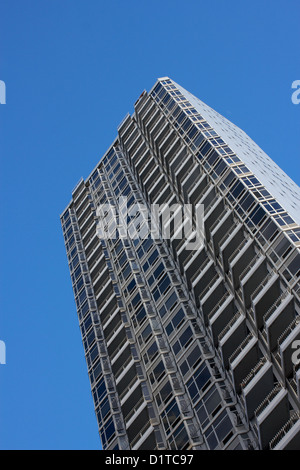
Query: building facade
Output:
[[60, 77, 300, 450]]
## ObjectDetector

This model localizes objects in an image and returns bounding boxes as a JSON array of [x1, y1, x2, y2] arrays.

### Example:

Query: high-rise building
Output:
[[60, 77, 300, 450]]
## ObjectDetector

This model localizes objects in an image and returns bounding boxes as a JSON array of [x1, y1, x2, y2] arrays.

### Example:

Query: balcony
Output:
[[229, 239, 255, 289], [139, 155, 155, 180], [210, 211, 234, 257], [110, 340, 130, 366], [250, 272, 280, 330], [239, 254, 268, 309], [85, 235, 100, 260], [200, 275, 222, 306], [100, 297, 118, 325], [181, 246, 209, 284], [240, 357, 274, 420], [228, 333, 260, 393], [168, 146, 186, 177], [208, 292, 234, 346], [154, 123, 172, 155], [174, 155, 194, 189], [152, 183, 172, 207], [203, 198, 224, 243], [269, 411, 300, 450], [108, 327, 128, 360], [117, 363, 139, 402], [103, 311, 123, 344], [131, 422, 154, 450], [105, 322, 124, 348], [95, 278, 112, 301], [148, 174, 166, 202], [191, 259, 214, 297], [135, 149, 151, 173], [254, 385, 289, 450], [125, 397, 147, 428], [163, 136, 181, 168], [277, 316, 300, 378], [181, 164, 201, 203], [112, 346, 132, 379], [159, 130, 177, 161], [219, 223, 244, 274], [218, 312, 247, 369], [147, 114, 165, 144], [187, 174, 209, 207], [97, 290, 116, 315], [263, 292, 295, 352], [201, 280, 228, 326], [143, 167, 161, 193]]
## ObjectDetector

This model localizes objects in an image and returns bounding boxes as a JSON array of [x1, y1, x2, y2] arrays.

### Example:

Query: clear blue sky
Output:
[[0, 0, 299, 450]]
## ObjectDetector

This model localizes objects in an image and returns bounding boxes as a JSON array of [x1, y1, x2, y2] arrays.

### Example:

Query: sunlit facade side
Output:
[[60, 77, 300, 450]]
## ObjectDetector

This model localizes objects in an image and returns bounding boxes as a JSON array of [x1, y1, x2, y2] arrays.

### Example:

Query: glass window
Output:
[[93, 377, 107, 405], [97, 396, 110, 423], [161, 399, 181, 435], [138, 323, 152, 346], [166, 308, 185, 337], [132, 305, 147, 328], [172, 325, 193, 356], [148, 248, 159, 266], [282, 253, 300, 281], [274, 213, 295, 227], [100, 417, 115, 448], [169, 423, 190, 450], [195, 387, 222, 429], [131, 292, 141, 308], [153, 262, 164, 280], [204, 410, 233, 450], [165, 291, 178, 312], [152, 274, 171, 301], [212, 160, 227, 179], [143, 340, 159, 366], [199, 141, 212, 157], [246, 205, 267, 229], [126, 278, 136, 297], [180, 344, 202, 377], [155, 379, 172, 408], [204, 150, 219, 169], [149, 360, 165, 385], [152, 83, 163, 96], [227, 181, 245, 203], [187, 362, 211, 404]]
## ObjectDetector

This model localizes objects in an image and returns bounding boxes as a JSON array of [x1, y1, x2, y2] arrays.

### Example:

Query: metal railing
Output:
[[218, 311, 241, 342], [239, 253, 262, 282], [241, 357, 267, 390], [229, 332, 254, 365], [269, 411, 300, 450], [218, 222, 239, 249], [263, 291, 289, 324], [254, 383, 282, 417], [199, 274, 219, 300], [228, 237, 249, 265], [208, 290, 231, 321], [277, 316, 300, 349], [250, 271, 274, 302]]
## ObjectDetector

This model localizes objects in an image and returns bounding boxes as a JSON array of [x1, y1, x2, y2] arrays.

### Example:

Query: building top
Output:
[[171, 78, 300, 227]]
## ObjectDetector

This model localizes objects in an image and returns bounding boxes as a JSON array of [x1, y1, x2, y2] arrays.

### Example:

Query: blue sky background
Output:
[[0, 0, 299, 450]]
